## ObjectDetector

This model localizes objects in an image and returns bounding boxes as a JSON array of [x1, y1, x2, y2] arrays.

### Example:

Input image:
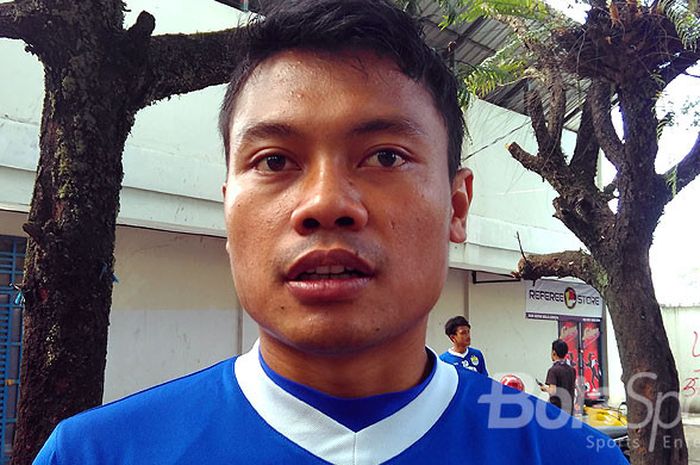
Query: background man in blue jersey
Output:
[[440, 316, 488, 376], [34, 1, 627, 463]]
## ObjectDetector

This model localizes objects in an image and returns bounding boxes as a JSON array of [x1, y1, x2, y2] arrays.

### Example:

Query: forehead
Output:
[[227, 49, 447, 152], [241, 48, 415, 98], [456, 326, 470, 332]]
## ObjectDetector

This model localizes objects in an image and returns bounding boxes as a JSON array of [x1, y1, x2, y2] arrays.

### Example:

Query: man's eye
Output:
[[255, 154, 299, 172], [363, 150, 407, 168]]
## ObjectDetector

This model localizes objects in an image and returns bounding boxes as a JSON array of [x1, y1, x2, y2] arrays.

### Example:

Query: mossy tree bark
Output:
[[507, 2, 700, 464], [0, 2, 241, 464]]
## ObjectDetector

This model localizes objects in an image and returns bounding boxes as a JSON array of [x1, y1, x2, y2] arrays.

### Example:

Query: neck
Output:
[[258, 323, 430, 398], [452, 345, 467, 354]]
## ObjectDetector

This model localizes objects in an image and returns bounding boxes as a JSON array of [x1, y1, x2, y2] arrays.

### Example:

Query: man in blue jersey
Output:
[[440, 316, 488, 376], [34, 1, 627, 464]]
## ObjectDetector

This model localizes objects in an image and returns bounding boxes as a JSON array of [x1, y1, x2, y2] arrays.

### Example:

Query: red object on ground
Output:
[[500, 374, 525, 391]]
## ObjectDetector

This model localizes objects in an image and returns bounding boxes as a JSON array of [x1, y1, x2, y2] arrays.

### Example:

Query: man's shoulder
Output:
[[468, 347, 485, 357], [34, 357, 243, 464], [60, 357, 236, 434], [447, 374, 626, 463]]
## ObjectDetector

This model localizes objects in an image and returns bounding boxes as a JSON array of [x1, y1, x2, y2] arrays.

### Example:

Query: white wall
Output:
[[606, 306, 700, 412], [427, 268, 469, 352], [104, 226, 240, 402]]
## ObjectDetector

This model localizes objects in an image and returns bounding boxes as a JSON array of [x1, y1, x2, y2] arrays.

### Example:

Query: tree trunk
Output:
[[11, 59, 134, 465], [605, 253, 687, 465]]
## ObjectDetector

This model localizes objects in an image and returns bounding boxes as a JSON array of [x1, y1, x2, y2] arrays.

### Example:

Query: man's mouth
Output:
[[286, 249, 375, 281], [295, 265, 367, 281], [285, 249, 375, 303]]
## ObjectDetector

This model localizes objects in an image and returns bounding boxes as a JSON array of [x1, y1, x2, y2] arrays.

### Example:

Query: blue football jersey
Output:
[[440, 347, 489, 376], [34, 343, 625, 464]]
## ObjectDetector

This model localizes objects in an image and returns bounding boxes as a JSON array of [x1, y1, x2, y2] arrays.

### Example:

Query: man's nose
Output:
[[290, 164, 369, 235]]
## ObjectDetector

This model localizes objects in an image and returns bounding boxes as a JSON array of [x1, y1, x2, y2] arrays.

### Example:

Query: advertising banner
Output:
[[558, 321, 580, 369], [582, 321, 603, 399], [525, 279, 603, 321]]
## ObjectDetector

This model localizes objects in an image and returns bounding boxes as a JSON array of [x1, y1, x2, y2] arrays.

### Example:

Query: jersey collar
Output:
[[448, 347, 470, 358], [235, 340, 458, 465]]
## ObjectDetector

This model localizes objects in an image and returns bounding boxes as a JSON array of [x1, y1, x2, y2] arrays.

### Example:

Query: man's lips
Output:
[[285, 249, 375, 281], [284, 249, 375, 303]]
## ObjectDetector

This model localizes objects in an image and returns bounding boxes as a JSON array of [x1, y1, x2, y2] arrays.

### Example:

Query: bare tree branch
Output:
[[589, 79, 624, 168], [132, 24, 242, 110], [0, 2, 22, 40], [569, 97, 600, 182], [507, 142, 544, 176], [664, 131, 700, 198], [513, 249, 603, 288], [524, 90, 552, 151], [546, 69, 567, 146]]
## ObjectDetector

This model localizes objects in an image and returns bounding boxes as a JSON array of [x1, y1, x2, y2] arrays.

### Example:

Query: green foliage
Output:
[[665, 164, 679, 196], [656, 111, 676, 139], [656, 0, 700, 50], [461, 53, 528, 99], [438, 0, 549, 27]]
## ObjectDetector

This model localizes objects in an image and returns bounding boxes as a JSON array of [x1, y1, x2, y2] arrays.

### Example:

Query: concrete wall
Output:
[[104, 226, 239, 402], [427, 268, 470, 352]]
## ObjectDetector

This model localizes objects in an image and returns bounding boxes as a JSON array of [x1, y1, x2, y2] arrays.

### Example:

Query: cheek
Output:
[[226, 187, 276, 277], [383, 190, 452, 295]]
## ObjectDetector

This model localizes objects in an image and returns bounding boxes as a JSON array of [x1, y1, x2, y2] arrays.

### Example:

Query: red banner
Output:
[[581, 321, 602, 399]]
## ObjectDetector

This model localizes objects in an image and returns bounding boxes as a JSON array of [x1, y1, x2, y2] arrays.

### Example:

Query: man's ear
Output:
[[449, 168, 473, 244], [222, 182, 230, 254]]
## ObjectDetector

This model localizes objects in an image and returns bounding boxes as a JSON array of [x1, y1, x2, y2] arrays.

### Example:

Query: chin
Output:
[[278, 326, 390, 357]]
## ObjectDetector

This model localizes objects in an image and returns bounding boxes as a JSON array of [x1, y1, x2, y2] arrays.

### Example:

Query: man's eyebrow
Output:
[[235, 122, 300, 145], [350, 118, 427, 138]]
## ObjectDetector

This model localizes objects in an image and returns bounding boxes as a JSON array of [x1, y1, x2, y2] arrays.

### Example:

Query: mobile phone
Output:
[[536, 379, 544, 386]]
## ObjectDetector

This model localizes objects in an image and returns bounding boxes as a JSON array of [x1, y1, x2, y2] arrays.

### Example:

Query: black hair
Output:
[[552, 339, 568, 358], [218, 0, 464, 180], [444, 316, 470, 336]]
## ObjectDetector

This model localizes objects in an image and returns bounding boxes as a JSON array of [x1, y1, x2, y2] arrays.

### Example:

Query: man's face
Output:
[[451, 325, 471, 349], [223, 49, 471, 355]]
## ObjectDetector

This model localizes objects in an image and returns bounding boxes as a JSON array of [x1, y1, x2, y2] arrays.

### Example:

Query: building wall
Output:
[[104, 226, 240, 402], [427, 268, 469, 353], [663, 306, 700, 413]]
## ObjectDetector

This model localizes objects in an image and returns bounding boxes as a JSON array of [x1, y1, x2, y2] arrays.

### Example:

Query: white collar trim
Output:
[[235, 340, 458, 465], [448, 348, 470, 358]]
